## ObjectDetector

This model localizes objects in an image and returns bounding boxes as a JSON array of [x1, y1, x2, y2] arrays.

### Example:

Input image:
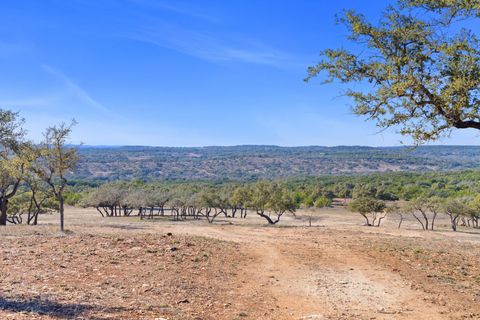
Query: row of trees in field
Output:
[[348, 195, 480, 232], [81, 181, 309, 224], [0, 109, 77, 231], [81, 177, 480, 232]]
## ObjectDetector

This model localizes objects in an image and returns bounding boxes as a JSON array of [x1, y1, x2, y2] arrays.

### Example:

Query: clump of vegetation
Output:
[[247, 181, 297, 225], [404, 197, 443, 231], [0, 108, 78, 231], [81, 180, 299, 225], [348, 197, 386, 227]]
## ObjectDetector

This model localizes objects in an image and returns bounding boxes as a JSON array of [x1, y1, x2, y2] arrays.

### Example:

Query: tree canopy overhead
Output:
[[403, 0, 480, 19], [306, 0, 480, 144], [0, 109, 25, 156]]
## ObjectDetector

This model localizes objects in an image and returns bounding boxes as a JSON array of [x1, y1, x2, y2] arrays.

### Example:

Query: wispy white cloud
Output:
[[126, 25, 303, 69], [0, 96, 59, 108], [87, 0, 306, 69], [126, 0, 219, 22], [41, 64, 111, 113]]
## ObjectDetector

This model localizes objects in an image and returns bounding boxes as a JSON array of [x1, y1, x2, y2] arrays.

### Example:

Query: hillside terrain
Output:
[[74, 145, 480, 181]]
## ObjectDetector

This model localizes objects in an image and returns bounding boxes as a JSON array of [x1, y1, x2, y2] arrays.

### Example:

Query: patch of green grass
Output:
[[413, 248, 424, 255], [437, 275, 456, 284]]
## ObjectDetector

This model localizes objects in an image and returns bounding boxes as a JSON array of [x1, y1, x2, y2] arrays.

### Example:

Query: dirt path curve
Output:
[[161, 224, 449, 320]]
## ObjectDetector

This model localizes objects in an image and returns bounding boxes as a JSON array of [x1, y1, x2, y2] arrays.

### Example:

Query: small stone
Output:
[[177, 299, 189, 304]]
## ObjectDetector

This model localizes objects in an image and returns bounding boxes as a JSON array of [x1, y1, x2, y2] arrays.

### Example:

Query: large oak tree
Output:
[[307, 0, 480, 143]]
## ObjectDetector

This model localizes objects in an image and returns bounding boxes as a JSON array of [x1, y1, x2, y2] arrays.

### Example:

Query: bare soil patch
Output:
[[1, 207, 479, 319], [0, 233, 253, 320]]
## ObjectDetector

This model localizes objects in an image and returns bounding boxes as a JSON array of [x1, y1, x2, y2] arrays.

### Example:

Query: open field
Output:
[[1, 207, 479, 320]]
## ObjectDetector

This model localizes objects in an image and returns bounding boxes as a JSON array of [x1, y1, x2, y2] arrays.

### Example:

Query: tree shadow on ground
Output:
[[0, 296, 127, 319], [107, 224, 148, 230], [451, 229, 480, 235]]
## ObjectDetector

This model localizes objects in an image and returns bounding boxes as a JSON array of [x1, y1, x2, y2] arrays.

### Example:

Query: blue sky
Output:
[[0, 0, 478, 146]]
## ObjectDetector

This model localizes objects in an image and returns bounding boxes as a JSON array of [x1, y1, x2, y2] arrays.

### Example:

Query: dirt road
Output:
[[1, 208, 479, 319], [163, 224, 460, 319]]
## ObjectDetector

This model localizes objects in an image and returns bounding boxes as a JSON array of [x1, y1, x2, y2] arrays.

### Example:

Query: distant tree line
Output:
[[284, 170, 480, 201], [73, 145, 480, 182]]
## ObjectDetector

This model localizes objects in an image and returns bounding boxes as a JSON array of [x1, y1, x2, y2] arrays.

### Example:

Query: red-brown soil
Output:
[[0, 207, 479, 319]]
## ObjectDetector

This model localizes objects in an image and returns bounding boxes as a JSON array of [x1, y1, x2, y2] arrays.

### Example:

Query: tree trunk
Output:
[[0, 178, 22, 226], [424, 215, 429, 231], [398, 214, 404, 229], [59, 195, 65, 232], [431, 212, 437, 230], [371, 212, 377, 227], [377, 212, 386, 227], [97, 207, 105, 217], [360, 213, 370, 226], [451, 215, 458, 231], [33, 210, 39, 225], [256, 210, 282, 225], [412, 212, 426, 230], [0, 199, 7, 226]]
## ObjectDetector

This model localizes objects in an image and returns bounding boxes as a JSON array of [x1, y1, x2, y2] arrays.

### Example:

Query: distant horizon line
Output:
[[73, 144, 479, 149]]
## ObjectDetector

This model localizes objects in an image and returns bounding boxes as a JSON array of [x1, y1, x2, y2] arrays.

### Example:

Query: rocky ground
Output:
[[0, 207, 479, 319]]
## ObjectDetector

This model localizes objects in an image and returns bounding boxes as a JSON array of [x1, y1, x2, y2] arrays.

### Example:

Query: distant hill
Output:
[[73, 145, 480, 182]]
